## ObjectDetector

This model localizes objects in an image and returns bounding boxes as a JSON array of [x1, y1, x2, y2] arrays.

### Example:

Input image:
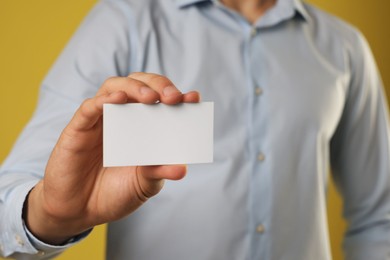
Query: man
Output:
[[1, 0, 389, 259]]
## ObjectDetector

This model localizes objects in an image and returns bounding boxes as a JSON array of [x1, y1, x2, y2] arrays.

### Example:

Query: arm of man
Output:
[[25, 73, 200, 245], [330, 30, 390, 260], [0, 1, 199, 258]]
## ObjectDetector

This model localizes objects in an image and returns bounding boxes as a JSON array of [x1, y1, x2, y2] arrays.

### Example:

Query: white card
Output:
[[103, 102, 214, 167]]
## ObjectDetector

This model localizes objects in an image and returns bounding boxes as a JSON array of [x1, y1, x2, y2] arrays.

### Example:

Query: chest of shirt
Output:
[[131, 15, 349, 143]]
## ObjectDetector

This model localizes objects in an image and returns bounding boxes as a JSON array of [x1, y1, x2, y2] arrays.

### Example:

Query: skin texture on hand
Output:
[[24, 73, 200, 245]]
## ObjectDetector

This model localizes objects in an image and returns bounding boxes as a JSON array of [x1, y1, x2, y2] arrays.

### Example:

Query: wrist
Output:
[[23, 182, 91, 245]]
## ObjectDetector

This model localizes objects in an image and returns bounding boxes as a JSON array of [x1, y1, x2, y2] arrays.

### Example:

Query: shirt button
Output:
[[257, 153, 265, 162], [15, 235, 24, 246], [256, 224, 265, 233], [255, 87, 263, 96], [250, 27, 257, 37]]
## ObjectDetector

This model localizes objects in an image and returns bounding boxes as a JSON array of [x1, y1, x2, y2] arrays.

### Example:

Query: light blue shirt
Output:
[[1, 0, 390, 259]]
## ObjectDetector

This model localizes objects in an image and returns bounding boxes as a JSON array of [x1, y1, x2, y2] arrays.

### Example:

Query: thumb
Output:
[[135, 165, 187, 200]]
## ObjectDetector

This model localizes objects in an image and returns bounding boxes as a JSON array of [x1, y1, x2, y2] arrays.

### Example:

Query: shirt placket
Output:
[[245, 24, 272, 260]]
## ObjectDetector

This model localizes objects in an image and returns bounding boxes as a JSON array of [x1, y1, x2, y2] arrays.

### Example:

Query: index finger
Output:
[[128, 72, 184, 104]]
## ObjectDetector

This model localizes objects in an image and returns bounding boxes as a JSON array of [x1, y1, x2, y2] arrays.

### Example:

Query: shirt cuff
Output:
[[0, 179, 38, 257], [24, 222, 92, 258], [0, 176, 91, 258]]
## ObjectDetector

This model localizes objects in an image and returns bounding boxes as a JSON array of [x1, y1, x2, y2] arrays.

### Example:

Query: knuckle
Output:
[[79, 98, 96, 118], [102, 76, 119, 90], [129, 72, 173, 88], [79, 104, 90, 118], [127, 72, 142, 78], [80, 98, 92, 108], [149, 74, 171, 86]]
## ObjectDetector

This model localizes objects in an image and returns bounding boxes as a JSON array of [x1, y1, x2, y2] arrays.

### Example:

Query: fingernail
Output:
[[163, 86, 181, 97], [140, 86, 154, 95]]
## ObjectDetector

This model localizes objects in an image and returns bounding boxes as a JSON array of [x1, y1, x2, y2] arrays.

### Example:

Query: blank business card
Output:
[[103, 102, 214, 167]]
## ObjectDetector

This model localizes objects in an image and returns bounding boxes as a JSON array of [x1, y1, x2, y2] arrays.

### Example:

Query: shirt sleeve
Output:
[[330, 30, 390, 260], [0, 0, 131, 257]]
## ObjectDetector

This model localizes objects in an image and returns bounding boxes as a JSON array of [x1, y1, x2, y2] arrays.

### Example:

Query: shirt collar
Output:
[[174, 0, 208, 8], [293, 0, 310, 22], [174, 0, 310, 22]]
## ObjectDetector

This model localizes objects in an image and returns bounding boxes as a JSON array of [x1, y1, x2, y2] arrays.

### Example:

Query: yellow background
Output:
[[0, 1, 389, 259]]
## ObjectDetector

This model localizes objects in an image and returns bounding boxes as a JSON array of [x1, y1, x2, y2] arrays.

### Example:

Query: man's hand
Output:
[[24, 73, 200, 244]]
